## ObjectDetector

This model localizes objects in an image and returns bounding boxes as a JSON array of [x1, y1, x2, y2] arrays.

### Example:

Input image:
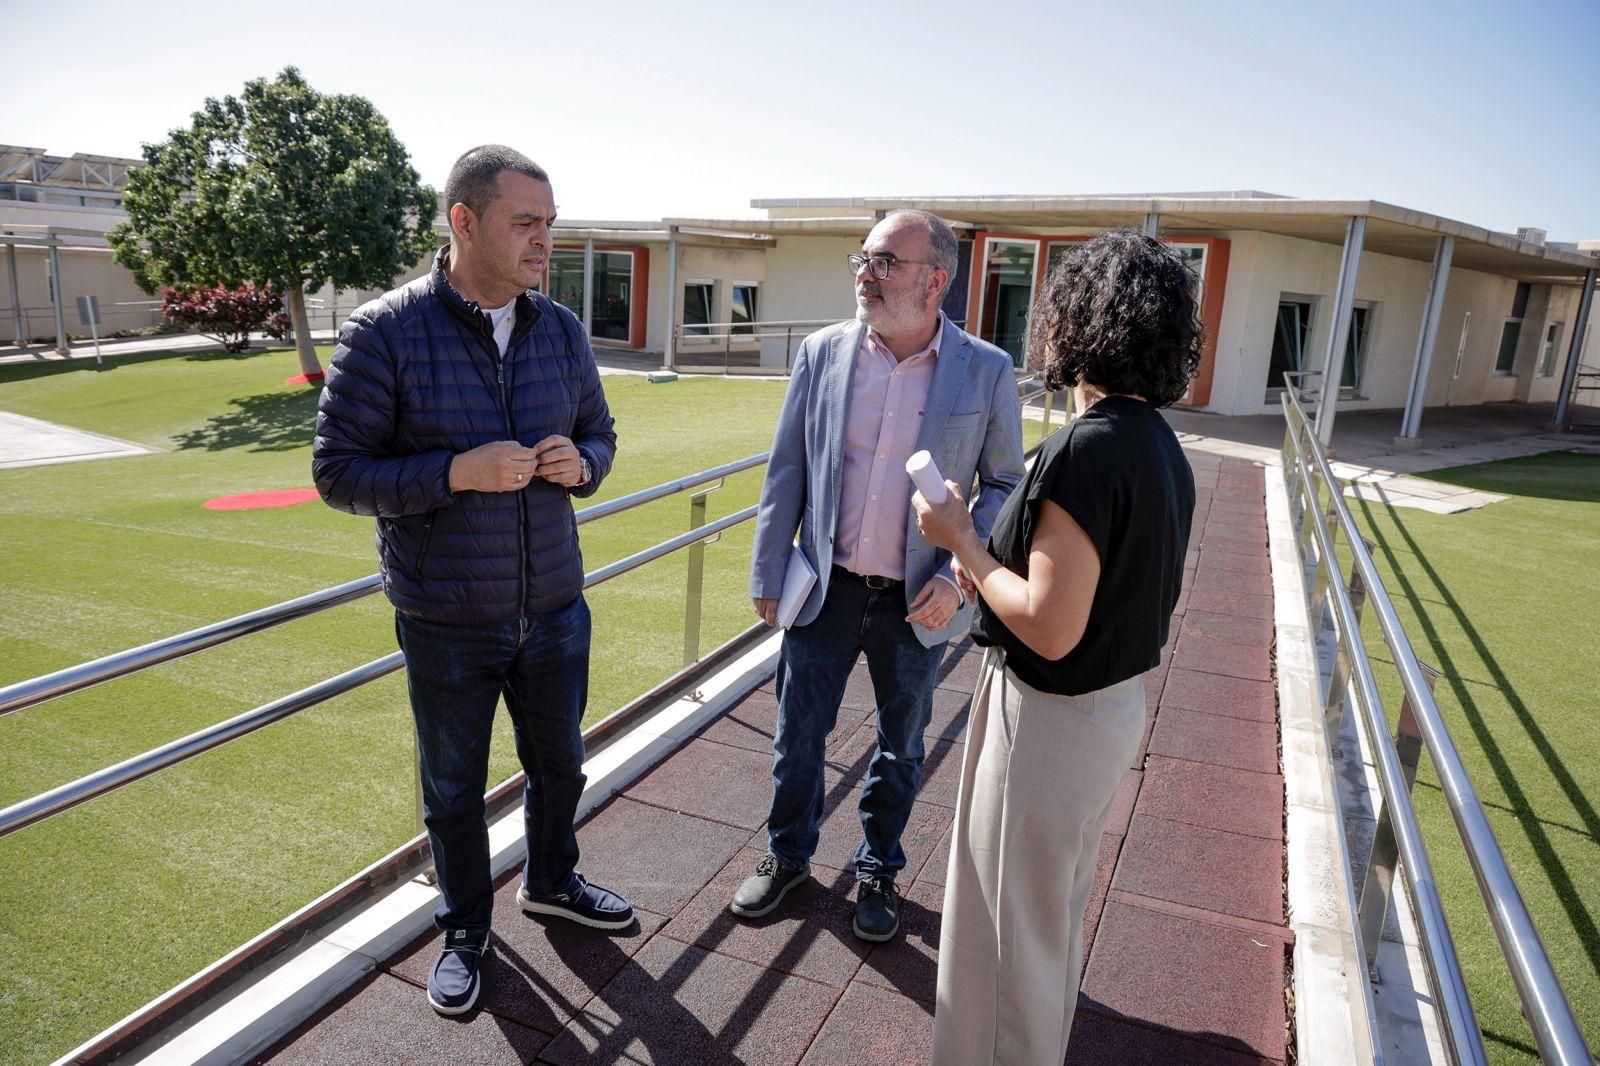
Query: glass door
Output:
[[979, 239, 1039, 366]]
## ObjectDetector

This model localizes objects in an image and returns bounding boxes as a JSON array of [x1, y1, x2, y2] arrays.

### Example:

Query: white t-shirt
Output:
[[485, 298, 517, 357]]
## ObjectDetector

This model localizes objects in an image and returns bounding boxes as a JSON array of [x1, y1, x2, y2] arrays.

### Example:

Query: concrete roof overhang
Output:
[[673, 198, 1600, 283], [663, 216, 877, 238], [426, 217, 775, 250]]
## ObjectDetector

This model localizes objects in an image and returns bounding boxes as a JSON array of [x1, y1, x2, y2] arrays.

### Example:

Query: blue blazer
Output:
[[749, 316, 1026, 648]]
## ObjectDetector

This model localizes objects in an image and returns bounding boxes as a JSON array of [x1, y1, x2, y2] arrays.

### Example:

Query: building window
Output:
[[549, 251, 587, 319], [730, 283, 758, 335], [1494, 282, 1531, 377], [1341, 304, 1374, 391], [979, 239, 1038, 366], [682, 281, 715, 338], [1494, 319, 1522, 375], [547, 248, 636, 344], [1537, 321, 1563, 378], [1267, 296, 1316, 393]]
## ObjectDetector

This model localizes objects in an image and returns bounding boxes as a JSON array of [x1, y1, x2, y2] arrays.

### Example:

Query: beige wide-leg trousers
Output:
[[931, 650, 1146, 1066]]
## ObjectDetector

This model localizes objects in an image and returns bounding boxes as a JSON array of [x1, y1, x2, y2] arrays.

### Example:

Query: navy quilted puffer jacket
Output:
[[312, 247, 616, 624]]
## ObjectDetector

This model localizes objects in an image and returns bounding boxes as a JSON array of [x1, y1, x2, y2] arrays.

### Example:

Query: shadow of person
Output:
[[1068, 993, 1276, 1063]]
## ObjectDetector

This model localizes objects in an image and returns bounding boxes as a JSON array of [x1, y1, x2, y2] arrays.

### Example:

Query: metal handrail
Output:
[[0, 457, 767, 719], [0, 374, 1065, 842], [0, 576, 384, 719], [0, 504, 767, 841], [1287, 435, 1482, 1062], [1280, 384, 1591, 1064]]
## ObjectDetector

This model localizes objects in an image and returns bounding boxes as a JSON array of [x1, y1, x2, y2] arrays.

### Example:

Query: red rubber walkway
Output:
[[258, 450, 1289, 1065]]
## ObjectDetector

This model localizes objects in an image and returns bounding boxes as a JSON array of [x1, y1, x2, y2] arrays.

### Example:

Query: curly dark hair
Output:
[[1026, 229, 1203, 407]]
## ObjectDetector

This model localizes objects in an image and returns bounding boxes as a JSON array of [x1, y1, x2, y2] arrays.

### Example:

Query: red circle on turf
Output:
[[204, 489, 321, 511], [286, 372, 326, 385]]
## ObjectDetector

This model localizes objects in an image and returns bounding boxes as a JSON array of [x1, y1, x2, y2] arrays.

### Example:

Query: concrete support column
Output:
[[1396, 236, 1455, 444], [6, 241, 24, 347], [1314, 216, 1366, 446], [1142, 212, 1160, 238], [581, 238, 595, 336], [662, 226, 679, 371], [47, 243, 68, 354], [1552, 268, 1596, 431]]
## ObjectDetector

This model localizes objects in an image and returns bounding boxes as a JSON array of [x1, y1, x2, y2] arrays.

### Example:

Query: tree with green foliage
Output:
[[110, 67, 438, 378]]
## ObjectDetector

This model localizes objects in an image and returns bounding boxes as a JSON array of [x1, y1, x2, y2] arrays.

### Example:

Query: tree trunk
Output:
[[286, 286, 322, 378]]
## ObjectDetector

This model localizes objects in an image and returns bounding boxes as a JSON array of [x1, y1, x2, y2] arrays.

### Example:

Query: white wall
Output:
[[1199, 230, 1594, 418], [2, 244, 164, 341], [1209, 231, 1440, 416], [644, 242, 769, 356], [756, 236, 862, 367]]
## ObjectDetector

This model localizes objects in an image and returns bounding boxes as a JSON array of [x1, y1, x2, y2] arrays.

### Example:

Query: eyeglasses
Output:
[[847, 253, 938, 280]]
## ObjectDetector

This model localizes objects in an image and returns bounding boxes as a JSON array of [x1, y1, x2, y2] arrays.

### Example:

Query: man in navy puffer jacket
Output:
[[313, 145, 633, 1017]]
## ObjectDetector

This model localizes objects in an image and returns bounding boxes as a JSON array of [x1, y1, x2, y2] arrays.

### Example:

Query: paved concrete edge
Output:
[[1265, 462, 1383, 1066], [72, 632, 784, 1066]]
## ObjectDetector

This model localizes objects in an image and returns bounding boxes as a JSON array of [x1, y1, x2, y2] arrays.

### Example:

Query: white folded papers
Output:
[[776, 546, 817, 629]]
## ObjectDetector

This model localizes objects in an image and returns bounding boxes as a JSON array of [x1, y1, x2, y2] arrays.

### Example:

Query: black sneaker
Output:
[[852, 875, 900, 942], [428, 928, 489, 1016], [729, 854, 809, 918], [518, 874, 635, 930]]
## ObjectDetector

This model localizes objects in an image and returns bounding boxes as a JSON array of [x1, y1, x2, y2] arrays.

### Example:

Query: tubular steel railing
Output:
[[671, 317, 973, 374], [1279, 373, 1591, 1065], [0, 455, 767, 841], [0, 377, 1062, 844]]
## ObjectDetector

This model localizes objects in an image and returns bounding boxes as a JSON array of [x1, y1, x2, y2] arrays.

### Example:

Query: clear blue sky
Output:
[[9, 0, 1599, 238]]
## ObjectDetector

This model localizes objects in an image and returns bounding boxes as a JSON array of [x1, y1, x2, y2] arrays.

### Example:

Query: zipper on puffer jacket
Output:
[[415, 514, 436, 579], [495, 345, 529, 622]]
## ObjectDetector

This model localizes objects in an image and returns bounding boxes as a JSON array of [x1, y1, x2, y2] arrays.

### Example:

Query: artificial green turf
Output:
[[1340, 452, 1599, 1063], [0, 347, 786, 1063]]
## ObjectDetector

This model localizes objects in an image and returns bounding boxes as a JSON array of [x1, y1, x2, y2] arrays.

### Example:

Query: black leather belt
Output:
[[832, 564, 903, 591]]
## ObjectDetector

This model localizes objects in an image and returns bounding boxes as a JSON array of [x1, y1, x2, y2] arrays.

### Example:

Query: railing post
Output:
[[1297, 474, 1322, 577], [412, 728, 436, 886], [1357, 661, 1442, 980], [1041, 389, 1055, 443], [1325, 537, 1376, 757], [682, 481, 724, 666], [1281, 423, 1300, 515]]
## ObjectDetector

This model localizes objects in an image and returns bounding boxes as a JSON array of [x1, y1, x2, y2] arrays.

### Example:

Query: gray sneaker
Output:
[[729, 854, 809, 918]]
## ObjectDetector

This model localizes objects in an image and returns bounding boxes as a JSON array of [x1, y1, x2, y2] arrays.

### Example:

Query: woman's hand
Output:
[[913, 480, 977, 553]]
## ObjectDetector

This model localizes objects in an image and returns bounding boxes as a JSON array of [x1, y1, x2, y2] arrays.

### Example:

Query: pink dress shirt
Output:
[[833, 316, 944, 583]]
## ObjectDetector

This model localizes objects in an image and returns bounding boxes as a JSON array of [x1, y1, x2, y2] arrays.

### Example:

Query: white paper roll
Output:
[[906, 450, 948, 505]]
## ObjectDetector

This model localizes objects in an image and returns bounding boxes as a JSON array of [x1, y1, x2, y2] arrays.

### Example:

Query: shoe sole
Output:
[[518, 891, 635, 930], [428, 946, 488, 1016], [851, 914, 899, 943], [728, 869, 809, 919]]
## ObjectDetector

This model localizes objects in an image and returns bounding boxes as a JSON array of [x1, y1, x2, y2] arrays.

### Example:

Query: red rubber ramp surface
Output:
[[258, 451, 1289, 1064]]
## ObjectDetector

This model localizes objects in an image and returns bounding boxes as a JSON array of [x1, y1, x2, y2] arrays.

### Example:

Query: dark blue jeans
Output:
[[768, 574, 945, 879], [395, 596, 591, 937]]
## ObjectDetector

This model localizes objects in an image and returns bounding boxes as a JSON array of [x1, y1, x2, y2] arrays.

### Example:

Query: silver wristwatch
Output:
[[577, 455, 592, 487]]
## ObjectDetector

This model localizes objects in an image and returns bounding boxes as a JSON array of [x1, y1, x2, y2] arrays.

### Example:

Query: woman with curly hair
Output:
[[915, 229, 1200, 1064]]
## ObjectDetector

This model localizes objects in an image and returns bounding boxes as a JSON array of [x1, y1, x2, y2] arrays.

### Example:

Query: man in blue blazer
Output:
[[735, 210, 1025, 941]]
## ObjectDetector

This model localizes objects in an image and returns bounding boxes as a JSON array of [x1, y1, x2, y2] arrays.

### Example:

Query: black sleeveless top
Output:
[[972, 396, 1194, 695]]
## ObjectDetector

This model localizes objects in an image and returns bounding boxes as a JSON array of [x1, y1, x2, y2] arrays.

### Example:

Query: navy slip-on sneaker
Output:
[[427, 928, 489, 1015], [518, 874, 635, 930]]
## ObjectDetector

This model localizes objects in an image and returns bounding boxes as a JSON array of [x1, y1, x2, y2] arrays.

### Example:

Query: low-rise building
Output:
[[5, 145, 1596, 437]]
